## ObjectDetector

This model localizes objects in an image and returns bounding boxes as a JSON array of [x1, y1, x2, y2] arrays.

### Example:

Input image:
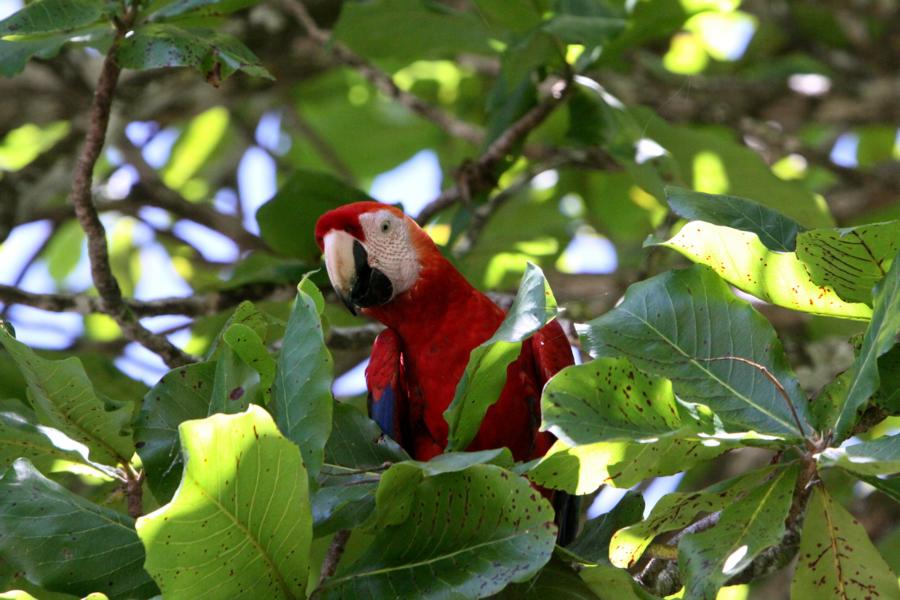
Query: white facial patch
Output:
[[359, 209, 421, 297]]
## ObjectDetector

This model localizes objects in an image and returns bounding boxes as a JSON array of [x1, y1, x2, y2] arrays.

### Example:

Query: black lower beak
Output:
[[348, 240, 393, 310]]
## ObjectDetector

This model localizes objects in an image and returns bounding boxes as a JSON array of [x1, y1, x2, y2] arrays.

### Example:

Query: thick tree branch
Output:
[[278, 0, 483, 145], [67, 11, 194, 368]]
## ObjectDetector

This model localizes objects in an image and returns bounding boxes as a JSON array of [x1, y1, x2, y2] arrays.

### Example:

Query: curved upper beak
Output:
[[322, 230, 393, 315]]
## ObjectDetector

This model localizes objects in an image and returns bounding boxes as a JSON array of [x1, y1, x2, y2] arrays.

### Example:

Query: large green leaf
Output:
[[0, 0, 101, 35], [0, 459, 157, 599], [796, 221, 900, 304], [136, 406, 312, 600], [0, 409, 93, 474], [314, 462, 555, 599], [818, 435, 900, 476], [528, 437, 732, 495], [116, 24, 272, 81], [256, 170, 370, 262], [791, 487, 898, 599], [578, 265, 811, 439], [0, 328, 133, 466], [832, 253, 900, 440], [665, 187, 804, 252], [679, 466, 797, 599], [135, 361, 216, 504], [609, 467, 775, 569], [208, 322, 274, 415], [653, 221, 872, 320], [444, 262, 559, 451], [272, 283, 334, 477], [541, 357, 699, 445]]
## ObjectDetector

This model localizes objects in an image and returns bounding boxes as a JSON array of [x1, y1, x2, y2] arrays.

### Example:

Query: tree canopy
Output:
[[0, 0, 898, 599]]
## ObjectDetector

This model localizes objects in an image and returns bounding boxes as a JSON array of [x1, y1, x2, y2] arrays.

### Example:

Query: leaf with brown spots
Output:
[[791, 487, 898, 600], [136, 406, 312, 600]]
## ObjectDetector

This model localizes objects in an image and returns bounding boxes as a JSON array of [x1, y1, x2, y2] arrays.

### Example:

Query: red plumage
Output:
[[315, 202, 574, 463]]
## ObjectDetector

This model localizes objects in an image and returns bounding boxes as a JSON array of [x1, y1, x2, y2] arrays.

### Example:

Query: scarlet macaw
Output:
[[315, 201, 577, 539]]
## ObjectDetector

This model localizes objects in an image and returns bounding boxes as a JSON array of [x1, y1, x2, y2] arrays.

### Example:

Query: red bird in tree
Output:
[[315, 201, 577, 539]]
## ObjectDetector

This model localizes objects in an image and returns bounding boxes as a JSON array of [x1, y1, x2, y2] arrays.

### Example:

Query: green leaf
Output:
[[791, 487, 899, 599], [579, 564, 658, 600], [796, 221, 900, 304], [42, 220, 84, 284], [470, 0, 542, 34], [541, 357, 700, 445], [566, 491, 645, 565], [679, 466, 797, 599], [149, 0, 259, 20], [0, 409, 93, 474], [858, 474, 900, 503], [665, 186, 804, 252], [255, 170, 370, 261], [0, 0, 102, 35], [0, 459, 158, 599], [578, 265, 811, 439], [494, 557, 600, 599], [272, 287, 334, 478], [832, 253, 900, 440], [117, 24, 272, 81], [0, 26, 108, 77], [529, 437, 733, 495], [136, 406, 312, 600], [0, 328, 133, 465], [652, 221, 872, 320], [314, 463, 555, 599], [135, 361, 215, 504], [818, 435, 900, 476], [609, 467, 775, 569], [444, 263, 559, 451], [542, 15, 626, 47], [208, 323, 274, 415], [323, 402, 409, 472]]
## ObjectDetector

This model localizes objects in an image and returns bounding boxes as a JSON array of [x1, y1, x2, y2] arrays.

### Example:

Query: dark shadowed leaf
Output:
[[578, 265, 811, 439], [831, 253, 900, 440], [314, 462, 554, 599], [0, 0, 102, 35], [136, 406, 312, 600], [679, 466, 797, 599], [791, 487, 898, 599], [134, 361, 216, 504], [565, 491, 645, 565], [665, 186, 804, 251], [117, 24, 272, 81], [208, 321, 274, 414], [542, 15, 626, 47], [444, 263, 559, 451], [796, 221, 900, 304], [579, 564, 658, 600], [0, 328, 133, 466], [255, 170, 370, 261], [0, 459, 158, 599], [493, 557, 600, 599], [272, 283, 334, 477]]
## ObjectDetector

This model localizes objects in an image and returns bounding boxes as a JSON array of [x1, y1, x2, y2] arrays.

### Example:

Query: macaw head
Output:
[[315, 201, 436, 315]]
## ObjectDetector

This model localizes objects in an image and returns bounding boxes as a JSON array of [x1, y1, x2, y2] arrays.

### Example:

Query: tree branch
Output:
[[67, 10, 195, 368], [277, 0, 483, 145], [417, 77, 574, 224], [318, 529, 351, 585]]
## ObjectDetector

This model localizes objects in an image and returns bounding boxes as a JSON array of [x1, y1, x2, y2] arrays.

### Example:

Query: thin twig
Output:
[[122, 463, 144, 519], [700, 355, 812, 447], [319, 529, 351, 584], [279, 0, 483, 145], [67, 8, 194, 368]]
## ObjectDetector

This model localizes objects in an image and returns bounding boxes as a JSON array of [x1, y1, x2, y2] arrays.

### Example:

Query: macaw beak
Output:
[[322, 230, 394, 315]]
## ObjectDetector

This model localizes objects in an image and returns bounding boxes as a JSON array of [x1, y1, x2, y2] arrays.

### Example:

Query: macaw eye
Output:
[[380, 220, 391, 233]]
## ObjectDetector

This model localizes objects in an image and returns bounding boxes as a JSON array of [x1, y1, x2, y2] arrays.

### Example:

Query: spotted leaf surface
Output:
[[314, 463, 555, 599], [0, 327, 133, 466], [579, 265, 811, 439], [609, 467, 774, 569], [818, 435, 900, 476], [136, 406, 312, 600], [0, 459, 157, 599], [679, 466, 797, 600], [541, 357, 696, 445], [0, 0, 101, 35], [796, 221, 900, 304], [653, 221, 871, 320], [791, 487, 898, 600]]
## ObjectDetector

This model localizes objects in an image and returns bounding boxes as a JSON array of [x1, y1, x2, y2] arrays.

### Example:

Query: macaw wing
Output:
[[365, 328, 408, 448]]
